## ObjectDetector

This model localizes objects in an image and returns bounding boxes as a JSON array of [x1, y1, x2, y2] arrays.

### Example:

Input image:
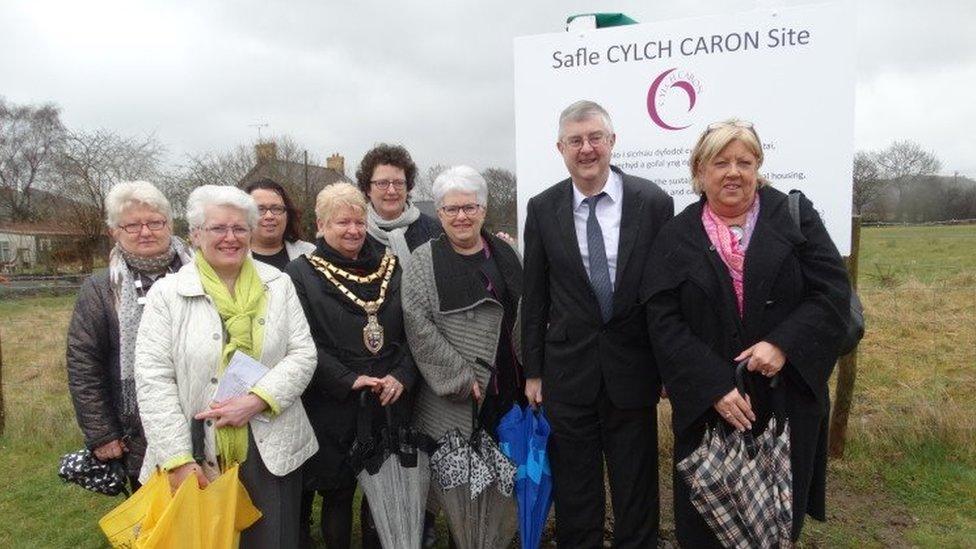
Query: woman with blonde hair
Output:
[[286, 182, 417, 548], [645, 120, 851, 546]]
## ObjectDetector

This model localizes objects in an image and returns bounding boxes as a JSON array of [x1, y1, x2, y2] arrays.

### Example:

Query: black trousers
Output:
[[239, 429, 303, 549], [299, 488, 381, 549], [546, 389, 659, 549]]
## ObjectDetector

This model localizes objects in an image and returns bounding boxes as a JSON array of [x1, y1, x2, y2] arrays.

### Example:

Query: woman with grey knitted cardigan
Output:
[[401, 166, 525, 444]]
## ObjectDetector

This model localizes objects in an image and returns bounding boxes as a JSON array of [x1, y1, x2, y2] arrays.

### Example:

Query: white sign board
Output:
[[514, 2, 855, 254]]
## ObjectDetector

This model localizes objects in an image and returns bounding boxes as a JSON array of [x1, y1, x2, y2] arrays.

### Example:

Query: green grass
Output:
[[0, 294, 118, 548], [859, 224, 976, 287], [0, 224, 974, 547]]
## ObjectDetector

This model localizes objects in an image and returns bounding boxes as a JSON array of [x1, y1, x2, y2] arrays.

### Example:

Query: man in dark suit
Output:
[[522, 100, 674, 548]]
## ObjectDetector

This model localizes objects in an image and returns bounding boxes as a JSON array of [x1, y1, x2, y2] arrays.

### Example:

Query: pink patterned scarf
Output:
[[701, 199, 760, 317]]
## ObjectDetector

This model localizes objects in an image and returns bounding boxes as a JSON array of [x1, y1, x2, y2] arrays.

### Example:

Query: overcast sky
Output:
[[2, 0, 973, 178]]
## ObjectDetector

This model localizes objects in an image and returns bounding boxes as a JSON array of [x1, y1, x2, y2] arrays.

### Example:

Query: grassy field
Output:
[[0, 224, 974, 548]]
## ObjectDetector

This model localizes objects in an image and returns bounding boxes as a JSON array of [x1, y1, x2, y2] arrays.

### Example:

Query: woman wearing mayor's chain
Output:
[[644, 119, 851, 546], [286, 182, 418, 548]]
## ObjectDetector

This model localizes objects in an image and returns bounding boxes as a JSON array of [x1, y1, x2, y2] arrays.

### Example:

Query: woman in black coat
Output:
[[644, 120, 851, 547], [66, 181, 192, 489], [286, 182, 417, 549]]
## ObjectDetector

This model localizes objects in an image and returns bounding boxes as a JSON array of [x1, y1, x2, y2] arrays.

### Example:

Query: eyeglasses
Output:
[[707, 120, 754, 131], [561, 132, 610, 150], [201, 225, 251, 237], [258, 205, 286, 216], [371, 179, 407, 190], [118, 220, 167, 234], [439, 203, 483, 217], [705, 120, 762, 144]]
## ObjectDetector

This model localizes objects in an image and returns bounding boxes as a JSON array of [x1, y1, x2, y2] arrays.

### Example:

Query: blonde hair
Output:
[[314, 182, 367, 236], [689, 119, 767, 194]]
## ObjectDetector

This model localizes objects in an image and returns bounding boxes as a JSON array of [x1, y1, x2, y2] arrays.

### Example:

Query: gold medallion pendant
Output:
[[307, 251, 396, 356], [363, 308, 385, 355]]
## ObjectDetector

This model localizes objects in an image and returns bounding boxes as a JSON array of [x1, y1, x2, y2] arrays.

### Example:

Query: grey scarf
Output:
[[367, 201, 421, 269], [109, 236, 193, 417]]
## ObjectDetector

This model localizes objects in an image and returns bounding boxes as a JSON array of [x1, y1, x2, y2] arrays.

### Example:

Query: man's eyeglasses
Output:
[[561, 132, 610, 150], [118, 220, 167, 234], [371, 179, 407, 191], [439, 203, 482, 217], [258, 205, 287, 216], [202, 225, 251, 237]]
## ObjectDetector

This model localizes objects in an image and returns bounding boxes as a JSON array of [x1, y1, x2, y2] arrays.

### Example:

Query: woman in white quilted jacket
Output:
[[134, 184, 318, 548]]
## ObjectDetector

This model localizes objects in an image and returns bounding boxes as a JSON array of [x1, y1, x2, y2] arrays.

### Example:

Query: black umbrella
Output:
[[429, 399, 518, 549], [349, 392, 431, 549], [675, 360, 793, 548], [58, 449, 129, 497]]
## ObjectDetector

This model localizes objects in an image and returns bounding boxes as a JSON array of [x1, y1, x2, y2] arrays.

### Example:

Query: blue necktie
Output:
[[583, 192, 613, 322]]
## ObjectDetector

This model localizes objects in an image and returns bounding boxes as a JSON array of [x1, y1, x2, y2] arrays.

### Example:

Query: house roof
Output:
[[239, 159, 351, 192]]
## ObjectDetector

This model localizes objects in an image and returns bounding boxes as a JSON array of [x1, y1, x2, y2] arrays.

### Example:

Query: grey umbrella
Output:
[[351, 393, 431, 549], [429, 400, 518, 549], [675, 361, 793, 548]]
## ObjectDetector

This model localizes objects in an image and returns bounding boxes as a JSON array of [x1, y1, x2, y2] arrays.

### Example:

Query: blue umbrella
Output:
[[496, 404, 553, 549]]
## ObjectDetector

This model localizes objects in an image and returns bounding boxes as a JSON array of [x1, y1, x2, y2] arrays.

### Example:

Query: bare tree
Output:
[[52, 129, 164, 270], [481, 167, 517, 235], [875, 140, 942, 182], [414, 164, 447, 202], [0, 97, 65, 220], [852, 151, 885, 215], [179, 143, 255, 188], [875, 140, 942, 221]]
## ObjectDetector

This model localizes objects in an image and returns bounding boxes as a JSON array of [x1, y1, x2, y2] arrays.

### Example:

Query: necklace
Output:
[[728, 224, 745, 241], [306, 252, 396, 354], [307, 252, 391, 284]]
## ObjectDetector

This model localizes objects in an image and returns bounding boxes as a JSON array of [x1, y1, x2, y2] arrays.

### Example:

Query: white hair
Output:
[[104, 181, 173, 228], [185, 185, 259, 230], [558, 99, 614, 139], [432, 165, 488, 209]]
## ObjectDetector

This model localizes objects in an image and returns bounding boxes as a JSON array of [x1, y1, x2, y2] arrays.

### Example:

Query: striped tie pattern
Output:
[[584, 192, 613, 322]]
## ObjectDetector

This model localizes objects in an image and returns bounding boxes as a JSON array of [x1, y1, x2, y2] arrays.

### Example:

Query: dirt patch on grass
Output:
[[801, 463, 917, 548]]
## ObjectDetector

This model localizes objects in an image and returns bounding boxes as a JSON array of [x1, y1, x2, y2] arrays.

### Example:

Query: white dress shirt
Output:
[[572, 169, 623, 289]]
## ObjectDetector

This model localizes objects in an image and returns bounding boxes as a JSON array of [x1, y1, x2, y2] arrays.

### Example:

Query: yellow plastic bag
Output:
[[98, 468, 170, 547], [99, 465, 261, 549]]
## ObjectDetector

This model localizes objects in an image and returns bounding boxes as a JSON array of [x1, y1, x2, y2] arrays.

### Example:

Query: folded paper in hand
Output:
[[214, 351, 270, 422]]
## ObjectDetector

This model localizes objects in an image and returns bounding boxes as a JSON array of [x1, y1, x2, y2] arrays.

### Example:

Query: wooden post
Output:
[[0, 330, 5, 438], [828, 215, 861, 458]]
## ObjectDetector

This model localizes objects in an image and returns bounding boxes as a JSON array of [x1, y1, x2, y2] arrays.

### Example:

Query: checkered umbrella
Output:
[[675, 361, 793, 549]]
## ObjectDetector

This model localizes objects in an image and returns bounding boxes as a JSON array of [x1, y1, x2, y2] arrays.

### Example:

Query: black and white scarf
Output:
[[109, 237, 193, 417]]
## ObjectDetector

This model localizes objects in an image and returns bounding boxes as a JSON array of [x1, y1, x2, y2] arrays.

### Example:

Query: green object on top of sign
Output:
[[566, 13, 638, 28]]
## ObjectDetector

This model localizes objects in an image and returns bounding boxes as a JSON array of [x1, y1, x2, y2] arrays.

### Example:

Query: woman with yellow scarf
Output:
[[134, 185, 318, 548]]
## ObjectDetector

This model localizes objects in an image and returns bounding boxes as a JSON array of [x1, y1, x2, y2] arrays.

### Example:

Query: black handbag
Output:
[[788, 190, 865, 355], [58, 448, 130, 497]]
